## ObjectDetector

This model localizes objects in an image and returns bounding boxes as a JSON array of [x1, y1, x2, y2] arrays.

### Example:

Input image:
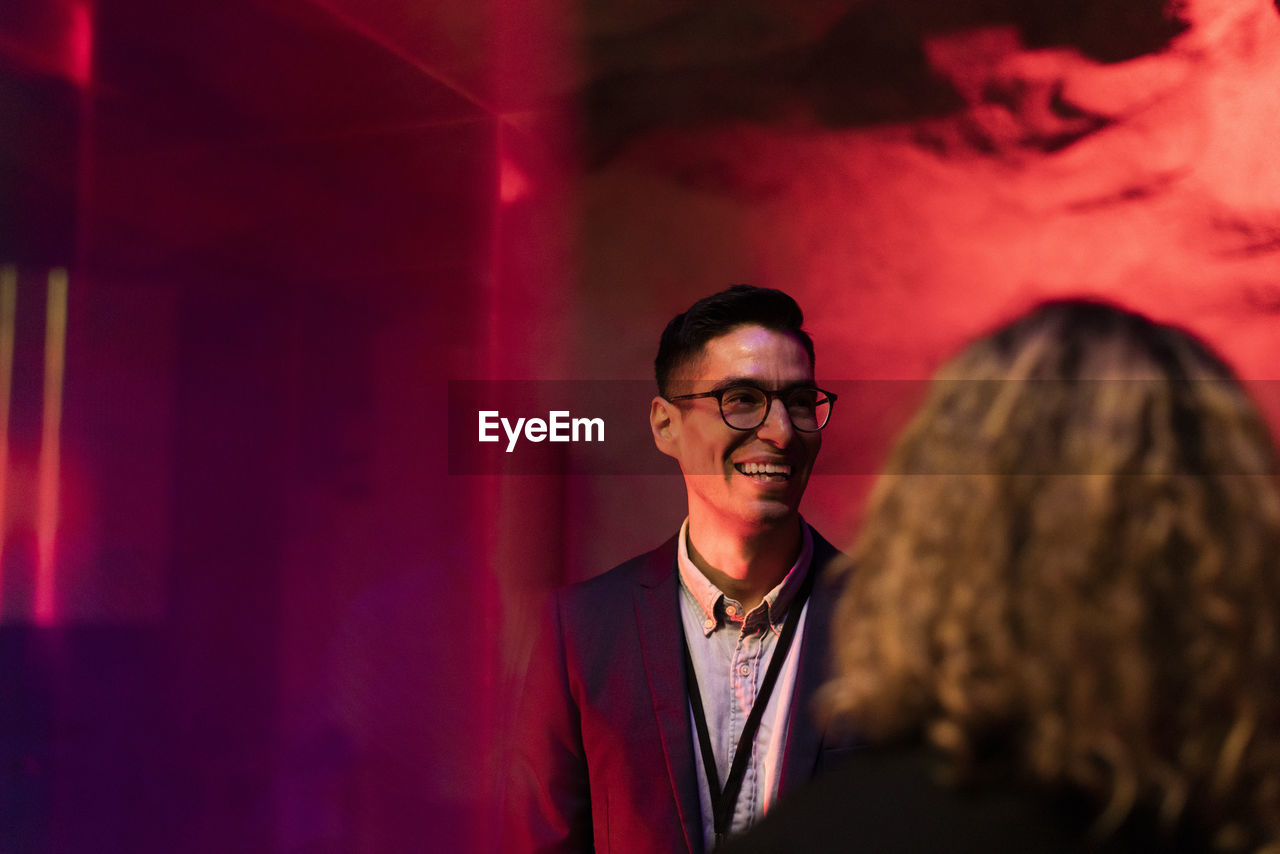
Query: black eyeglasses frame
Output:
[[665, 383, 838, 433]]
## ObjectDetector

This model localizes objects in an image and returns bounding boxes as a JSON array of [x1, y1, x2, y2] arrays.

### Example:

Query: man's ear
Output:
[[650, 396, 680, 459]]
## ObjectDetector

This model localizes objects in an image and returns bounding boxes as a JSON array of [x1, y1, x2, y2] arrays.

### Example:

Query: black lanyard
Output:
[[682, 564, 817, 851]]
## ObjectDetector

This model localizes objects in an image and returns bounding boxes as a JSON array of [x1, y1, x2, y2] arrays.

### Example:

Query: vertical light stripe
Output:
[[0, 265, 15, 616], [35, 268, 68, 624], [69, 1, 95, 87]]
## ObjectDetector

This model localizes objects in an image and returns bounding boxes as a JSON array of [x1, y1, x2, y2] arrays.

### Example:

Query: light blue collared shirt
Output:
[[676, 518, 814, 850]]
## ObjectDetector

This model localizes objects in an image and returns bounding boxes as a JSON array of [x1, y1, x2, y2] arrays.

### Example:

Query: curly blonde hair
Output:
[[822, 299, 1280, 851]]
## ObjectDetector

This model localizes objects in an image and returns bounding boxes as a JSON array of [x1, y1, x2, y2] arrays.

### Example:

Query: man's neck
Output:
[[684, 514, 803, 613]]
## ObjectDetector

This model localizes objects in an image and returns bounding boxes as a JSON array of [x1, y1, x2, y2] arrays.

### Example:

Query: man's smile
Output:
[[733, 461, 793, 482]]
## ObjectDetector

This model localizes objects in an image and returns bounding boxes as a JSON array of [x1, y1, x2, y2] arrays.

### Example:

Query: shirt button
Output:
[[725, 604, 737, 617], [738, 663, 751, 676], [703, 618, 716, 631]]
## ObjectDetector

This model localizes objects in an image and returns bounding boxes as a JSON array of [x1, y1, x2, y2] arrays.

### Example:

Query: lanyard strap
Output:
[[682, 565, 817, 850]]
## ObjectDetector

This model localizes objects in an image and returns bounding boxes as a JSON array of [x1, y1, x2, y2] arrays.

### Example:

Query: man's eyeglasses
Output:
[[667, 383, 838, 433]]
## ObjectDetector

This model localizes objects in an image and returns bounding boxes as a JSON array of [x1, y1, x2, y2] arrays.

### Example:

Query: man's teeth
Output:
[[737, 462, 791, 476]]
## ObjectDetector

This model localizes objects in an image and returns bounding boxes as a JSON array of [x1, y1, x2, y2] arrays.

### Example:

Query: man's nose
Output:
[[755, 397, 794, 445]]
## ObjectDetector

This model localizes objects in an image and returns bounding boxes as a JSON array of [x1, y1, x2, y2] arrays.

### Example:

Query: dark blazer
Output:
[[502, 528, 853, 854]]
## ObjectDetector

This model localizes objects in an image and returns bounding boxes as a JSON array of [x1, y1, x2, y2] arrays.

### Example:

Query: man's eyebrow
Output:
[[710, 377, 817, 391]]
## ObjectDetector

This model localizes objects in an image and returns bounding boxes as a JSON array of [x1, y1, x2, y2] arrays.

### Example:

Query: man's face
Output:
[[653, 324, 821, 534]]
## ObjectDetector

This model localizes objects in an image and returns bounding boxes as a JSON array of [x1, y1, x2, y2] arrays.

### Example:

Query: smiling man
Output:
[[503, 286, 855, 854]]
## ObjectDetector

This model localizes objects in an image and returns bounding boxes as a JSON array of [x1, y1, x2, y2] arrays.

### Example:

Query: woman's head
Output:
[[825, 299, 1280, 847]]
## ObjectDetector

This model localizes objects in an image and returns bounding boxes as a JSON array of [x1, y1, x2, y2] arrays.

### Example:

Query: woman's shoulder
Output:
[[725, 742, 1209, 854]]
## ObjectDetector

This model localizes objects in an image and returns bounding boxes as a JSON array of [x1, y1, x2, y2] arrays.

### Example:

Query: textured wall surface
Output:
[[553, 0, 1280, 575]]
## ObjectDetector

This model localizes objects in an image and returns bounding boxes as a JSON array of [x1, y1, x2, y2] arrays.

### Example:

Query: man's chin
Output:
[[738, 498, 803, 529]]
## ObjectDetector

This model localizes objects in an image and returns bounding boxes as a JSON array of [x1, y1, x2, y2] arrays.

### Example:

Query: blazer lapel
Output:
[[778, 531, 845, 792], [634, 537, 703, 854]]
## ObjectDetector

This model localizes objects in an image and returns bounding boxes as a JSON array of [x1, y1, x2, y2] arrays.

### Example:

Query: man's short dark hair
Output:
[[654, 285, 815, 396]]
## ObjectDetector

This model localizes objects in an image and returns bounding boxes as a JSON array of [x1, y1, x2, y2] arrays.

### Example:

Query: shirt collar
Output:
[[676, 517, 814, 637]]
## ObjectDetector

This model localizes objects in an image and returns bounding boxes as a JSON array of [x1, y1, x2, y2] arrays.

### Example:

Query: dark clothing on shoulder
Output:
[[721, 743, 1210, 854]]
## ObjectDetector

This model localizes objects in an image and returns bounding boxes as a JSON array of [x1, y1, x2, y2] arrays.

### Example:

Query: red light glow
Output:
[[68, 1, 92, 86], [499, 156, 530, 204]]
